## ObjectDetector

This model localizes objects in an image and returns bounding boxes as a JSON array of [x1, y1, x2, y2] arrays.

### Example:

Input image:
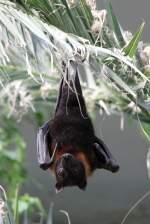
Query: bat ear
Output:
[[93, 137, 120, 173], [37, 121, 52, 170]]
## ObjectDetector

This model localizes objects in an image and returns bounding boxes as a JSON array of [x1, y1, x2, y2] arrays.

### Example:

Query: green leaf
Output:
[[104, 65, 136, 98], [14, 185, 20, 224], [47, 202, 54, 224], [139, 121, 150, 142], [123, 22, 145, 58], [89, 45, 150, 82], [106, 1, 125, 48]]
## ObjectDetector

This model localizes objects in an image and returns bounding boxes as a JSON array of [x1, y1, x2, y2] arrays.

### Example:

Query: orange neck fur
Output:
[[50, 146, 92, 177]]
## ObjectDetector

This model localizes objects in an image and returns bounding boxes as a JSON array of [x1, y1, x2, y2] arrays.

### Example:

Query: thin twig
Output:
[[60, 210, 71, 224], [120, 190, 150, 224]]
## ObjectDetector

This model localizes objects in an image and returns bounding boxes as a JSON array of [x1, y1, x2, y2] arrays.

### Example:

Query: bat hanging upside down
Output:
[[37, 61, 119, 193]]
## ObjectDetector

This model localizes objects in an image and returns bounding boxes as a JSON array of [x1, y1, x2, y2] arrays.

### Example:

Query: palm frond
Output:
[[0, 0, 149, 140]]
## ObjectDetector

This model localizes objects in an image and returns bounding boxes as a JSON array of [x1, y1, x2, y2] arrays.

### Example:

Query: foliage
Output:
[[0, 185, 14, 224], [0, 184, 71, 224], [0, 185, 45, 224], [0, 117, 45, 223], [13, 193, 44, 224], [0, 0, 149, 134], [0, 117, 26, 196]]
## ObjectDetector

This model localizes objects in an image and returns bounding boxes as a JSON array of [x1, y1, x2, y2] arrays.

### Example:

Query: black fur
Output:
[[37, 61, 119, 191]]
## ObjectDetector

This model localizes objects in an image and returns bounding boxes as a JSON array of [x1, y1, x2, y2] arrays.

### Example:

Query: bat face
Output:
[[55, 153, 87, 192]]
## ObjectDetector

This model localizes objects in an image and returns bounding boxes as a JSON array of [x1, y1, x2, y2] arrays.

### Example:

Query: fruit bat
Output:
[[37, 61, 119, 192]]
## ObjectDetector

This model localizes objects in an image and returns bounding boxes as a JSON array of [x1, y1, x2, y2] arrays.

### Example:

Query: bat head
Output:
[[55, 153, 87, 192]]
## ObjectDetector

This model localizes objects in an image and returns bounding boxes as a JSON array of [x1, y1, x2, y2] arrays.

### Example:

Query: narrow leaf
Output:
[[106, 1, 125, 48], [88, 45, 150, 83], [47, 202, 54, 224], [104, 65, 136, 98], [123, 22, 145, 58]]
